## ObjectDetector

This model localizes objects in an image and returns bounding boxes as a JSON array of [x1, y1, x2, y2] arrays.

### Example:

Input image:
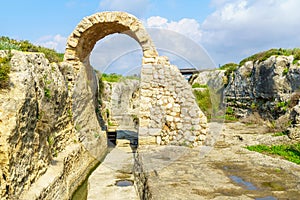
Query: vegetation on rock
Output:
[[101, 73, 139, 82], [239, 48, 300, 66], [0, 36, 64, 63], [225, 106, 238, 121], [219, 62, 238, 72], [0, 53, 12, 89], [193, 89, 212, 120], [219, 62, 238, 86], [192, 83, 208, 88], [101, 73, 123, 82], [220, 48, 300, 86]]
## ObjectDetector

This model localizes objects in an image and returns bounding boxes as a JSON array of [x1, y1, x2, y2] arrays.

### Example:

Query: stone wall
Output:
[[139, 56, 207, 146]]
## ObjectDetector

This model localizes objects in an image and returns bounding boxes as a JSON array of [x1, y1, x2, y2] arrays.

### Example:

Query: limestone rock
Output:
[[0, 50, 72, 198], [225, 55, 300, 119], [288, 101, 300, 140], [102, 79, 140, 130], [0, 50, 107, 199], [191, 69, 225, 91]]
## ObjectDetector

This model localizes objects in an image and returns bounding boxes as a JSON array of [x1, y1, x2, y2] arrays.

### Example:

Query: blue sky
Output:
[[1, 0, 300, 73]]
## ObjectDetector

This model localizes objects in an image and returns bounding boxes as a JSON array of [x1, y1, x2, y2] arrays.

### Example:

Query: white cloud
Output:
[[201, 0, 300, 65], [35, 34, 67, 53], [146, 16, 202, 43], [145, 17, 215, 69], [98, 0, 150, 17], [147, 16, 168, 27]]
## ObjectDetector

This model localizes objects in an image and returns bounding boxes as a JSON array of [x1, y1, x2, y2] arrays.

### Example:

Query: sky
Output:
[[1, 0, 300, 73]]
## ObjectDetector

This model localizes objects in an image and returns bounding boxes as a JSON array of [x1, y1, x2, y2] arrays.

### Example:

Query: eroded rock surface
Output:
[[0, 50, 107, 199], [225, 56, 300, 119], [190, 69, 225, 92], [0, 50, 73, 198], [134, 122, 300, 200]]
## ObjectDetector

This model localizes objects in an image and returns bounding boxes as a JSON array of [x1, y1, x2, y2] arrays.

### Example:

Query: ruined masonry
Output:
[[64, 11, 207, 146]]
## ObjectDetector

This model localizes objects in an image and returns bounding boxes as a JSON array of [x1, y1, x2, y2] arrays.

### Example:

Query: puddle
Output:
[[229, 175, 258, 190], [255, 196, 277, 200], [115, 180, 134, 187]]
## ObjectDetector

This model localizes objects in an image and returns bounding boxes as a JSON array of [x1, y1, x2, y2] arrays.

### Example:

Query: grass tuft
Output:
[[246, 143, 300, 164]]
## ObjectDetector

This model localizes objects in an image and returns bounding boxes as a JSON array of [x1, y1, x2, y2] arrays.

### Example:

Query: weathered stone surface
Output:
[[134, 122, 300, 200], [64, 11, 158, 63], [87, 138, 138, 200], [288, 101, 300, 140], [0, 50, 107, 199], [225, 56, 300, 119], [0, 50, 72, 198], [191, 69, 225, 91], [101, 79, 140, 130], [71, 60, 107, 160]]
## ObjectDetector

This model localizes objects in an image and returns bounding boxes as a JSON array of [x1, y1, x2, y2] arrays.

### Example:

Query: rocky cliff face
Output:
[[0, 50, 73, 198], [190, 55, 299, 138], [289, 101, 300, 140], [224, 55, 300, 140], [0, 50, 107, 199], [225, 55, 300, 120], [190, 70, 225, 92]]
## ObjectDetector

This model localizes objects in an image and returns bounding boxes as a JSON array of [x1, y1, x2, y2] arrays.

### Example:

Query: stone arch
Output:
[[64, 11, 158, 64], [64, 11, 208, 147]]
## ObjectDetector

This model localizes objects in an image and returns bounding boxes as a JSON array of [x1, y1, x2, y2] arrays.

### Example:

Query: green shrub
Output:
[[219, 62, 239, 71], [225, 115, 238, 121], [276, 101, 288, 112], [101, 73, 140, 83], [193, 89, 212, 120], [0, 54, 11, 89], [283, 67, 289, 76], [44, 87, 51, 99], [220, 63, 238, 76], [101, 73, 123, 82], [0, 36, 63, 63], [224, 106, 238, 121], [47, 135, 55, 146], [226, 106, 234, 115], [250, 102, 257, 110], [220, 63, 238, 86], [192, 83, 208, 88], [239, 48, 300, 66]]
